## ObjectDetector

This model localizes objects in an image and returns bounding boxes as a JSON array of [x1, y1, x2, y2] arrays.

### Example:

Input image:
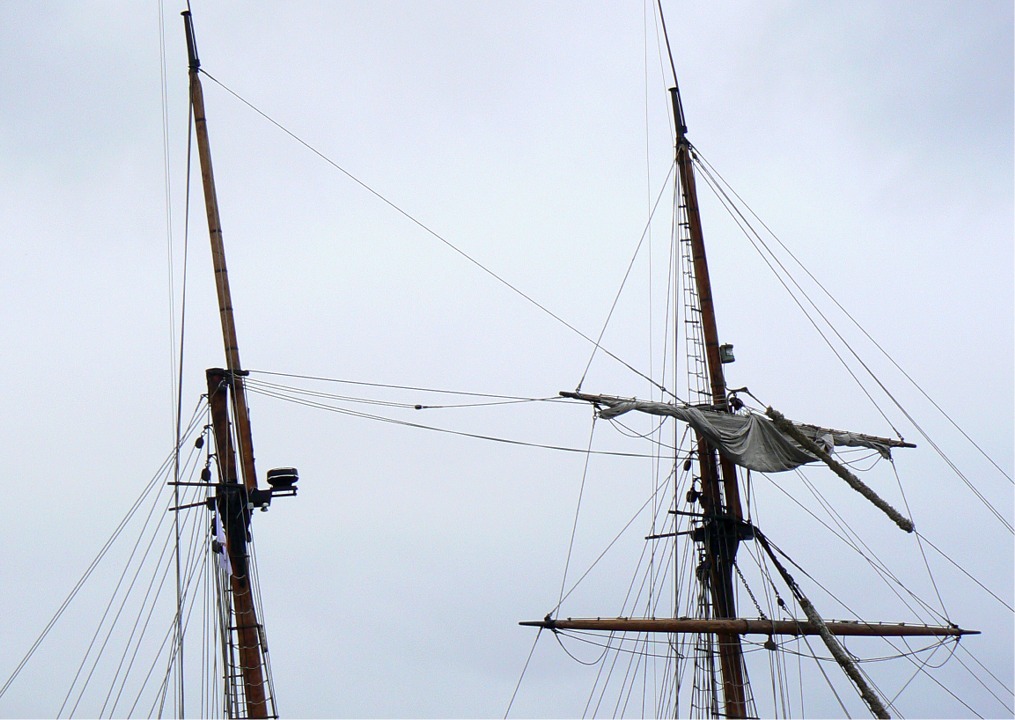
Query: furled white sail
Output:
[[596, 399, 892, 473]]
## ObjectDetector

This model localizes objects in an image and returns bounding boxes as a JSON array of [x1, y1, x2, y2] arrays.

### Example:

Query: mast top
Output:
[[182, 10, 200, 70], [669, 86, 688, 143]]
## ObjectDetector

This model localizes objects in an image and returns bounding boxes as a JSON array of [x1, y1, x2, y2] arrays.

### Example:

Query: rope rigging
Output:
[[190, 61, 1006, 718], [691, 147, 1012, 535], [243, 375, 661, 459], [196, 69, 669, 397]]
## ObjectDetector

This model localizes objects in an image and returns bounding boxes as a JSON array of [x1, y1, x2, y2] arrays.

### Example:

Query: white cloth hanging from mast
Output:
[[213, 507, 233, 577], [594, 398, 896, 473]]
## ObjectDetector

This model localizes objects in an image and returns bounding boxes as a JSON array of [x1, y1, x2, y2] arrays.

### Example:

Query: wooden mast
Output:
[[184, 13, 270, 718], [670, 84, 751, 718], [522, 33, 979, 720], [206, 369, 270, 718], [183, 11, 258, 496]]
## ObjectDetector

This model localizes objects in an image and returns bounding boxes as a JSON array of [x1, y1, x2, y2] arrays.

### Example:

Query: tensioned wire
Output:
[[246, 374, 685, 454], [157, 1, 186, 713], [755, 538, 901, 719], [150, 494, 210, 717], [503, 626, 542, 719], [161, 0, 201, 712], [196, 68, 670, 399], [951, 645, 1015, 714], [582, 473, 675, 716], [244, 379, 662, 459], [740, 533, 886, 719], [760, 472, 952, 625], [789, 467, 949, 625], [182, 28, 1006, 718], [59, 435, 206, 718], [156, 552, 212, 718], [599, 469, 682, 719], [556, 414, 599, 616], [153, 518, 209, 717], [766, 471, 1011, 615], [0, 399, 207, 705], [690, 145, 902, 439], [694, 149, 1011, 486], [104, 438, 205, 718], [550, 465, 678, 616], [574, 162, 677, 394], [120, 512, 199, 718], [244, 374, 694, 458], [692, 148, 1012, 535], [245, 531, 278, 715], [245, 374, 559, 410], [107, 455, 208, 717], [759, 534, 982, 718]]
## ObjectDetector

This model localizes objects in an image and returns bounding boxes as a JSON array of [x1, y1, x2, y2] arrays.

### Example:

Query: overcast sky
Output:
[[1, 2, 1012, 718]]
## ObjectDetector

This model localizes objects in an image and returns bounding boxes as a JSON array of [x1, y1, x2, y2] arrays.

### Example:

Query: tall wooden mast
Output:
[[183, 12, 271, 718], [523, 34, 977, 720], [669, 83, 751, 718]]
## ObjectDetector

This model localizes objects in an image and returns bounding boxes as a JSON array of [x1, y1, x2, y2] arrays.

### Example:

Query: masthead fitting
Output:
[[182, 11, 200, 70], [669, 86, 688, 142]]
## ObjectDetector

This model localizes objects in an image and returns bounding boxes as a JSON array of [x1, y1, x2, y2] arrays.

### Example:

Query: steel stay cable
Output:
[[901, 638, 1012, 715], [759, 532, 987, 718], [955, 641, 1014, 696], [0, 400, 205, 703], [799, 634, 852, 717], [144, 497, 216, 718], [129, 505, 209, 719], [249, 378, 681, 455], [911, 532, 1013, 612], [60, 441, 205, 717], [790, 468, 948, 626], [249, 368, 564, 401], [694, 150, 1012, 533], [888, 459, 949, 619], [695, 149, 1011, 485], [576, 162, 677, 393], [246, 382, 658, 459], [171, 16, 198, 716], [948, 646, 1015, 713], [106, 481, 206, 718], [765, 465, 1011, 663], [244, 376, 557, 411], [198, 69, 668, 397], [692, 150, 902, 439], [759, 529, 948, 636], [96, 450, 207, 716], [552, 469, 675, 614], [582, 464, 677, 718], [152, 506, 211, 718], [503, 626, 543, 719], [556, 414, 598, 615], [153, 507, 208, 717], [758, 469, 932, 624]]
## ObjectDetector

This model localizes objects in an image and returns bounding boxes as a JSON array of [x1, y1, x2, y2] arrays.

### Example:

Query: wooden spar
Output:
[[184, 12, 258, 496], [207, 370, 269, 718], [751, 527, 894, 718], [519, 617, 977, 638], [767, 406, 916, 532], [184, 13, 270, 719], [670, 84, 750, 718]]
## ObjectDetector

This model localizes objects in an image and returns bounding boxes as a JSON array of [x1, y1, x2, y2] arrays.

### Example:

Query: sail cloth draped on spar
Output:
[[562, 391, 914, 474]]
